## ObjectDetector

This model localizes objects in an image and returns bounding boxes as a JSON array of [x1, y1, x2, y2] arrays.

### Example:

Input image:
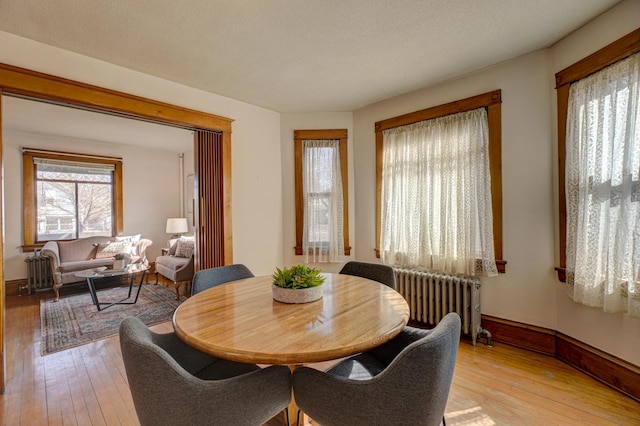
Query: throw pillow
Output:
[[95, 241, 133, 259], [115, 234, 141, 243], [169, 235, 194, 256], [168, 238, 180, 256], [174, 238, 195, 258], [115, 234, 142, 255]]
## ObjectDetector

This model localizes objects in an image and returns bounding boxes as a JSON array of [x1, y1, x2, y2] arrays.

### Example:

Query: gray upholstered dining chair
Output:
[[190, 263, 254, 296], [339, 260, 396, 289], [292, 312, 461, 426], [119, 317, 291, 426]]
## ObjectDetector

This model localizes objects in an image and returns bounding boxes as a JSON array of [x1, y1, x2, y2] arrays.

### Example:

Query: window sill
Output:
[[21, 244, 45, 253], [294, 246, 352, 256]]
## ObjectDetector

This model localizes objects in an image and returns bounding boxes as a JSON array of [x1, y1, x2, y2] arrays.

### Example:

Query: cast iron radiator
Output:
[[25, 250, 54, 294], [394, 268, 491, 346]]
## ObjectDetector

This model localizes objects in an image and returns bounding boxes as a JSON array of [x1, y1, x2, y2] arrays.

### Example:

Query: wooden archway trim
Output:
[[0, 63, 233, 132], [0, 63, 235, 392]]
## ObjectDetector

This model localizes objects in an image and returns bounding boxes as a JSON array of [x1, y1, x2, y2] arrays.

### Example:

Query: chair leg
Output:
[[173, 281, 182, 300], [53, 283, 62, 302], [154, 271, 159, 285]]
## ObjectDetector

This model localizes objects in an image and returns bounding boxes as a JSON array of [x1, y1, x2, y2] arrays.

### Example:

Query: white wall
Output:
[[3, 130, 185, 279], [351, 0, 640, 366], [0, 31, 284, 277]]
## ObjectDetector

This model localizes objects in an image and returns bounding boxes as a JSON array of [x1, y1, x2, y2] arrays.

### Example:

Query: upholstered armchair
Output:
[[292, 313, 461, 426], [154, 237, 194, 300]]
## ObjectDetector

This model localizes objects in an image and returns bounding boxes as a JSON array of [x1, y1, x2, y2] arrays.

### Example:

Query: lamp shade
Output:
[[166, 218, 188, 234]]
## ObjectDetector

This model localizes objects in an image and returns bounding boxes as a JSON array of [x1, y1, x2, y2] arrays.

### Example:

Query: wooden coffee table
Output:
[[75, 264, 149, 311]]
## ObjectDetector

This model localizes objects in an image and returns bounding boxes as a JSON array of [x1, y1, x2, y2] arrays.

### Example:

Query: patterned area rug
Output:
[[40, 283, 183, 355]]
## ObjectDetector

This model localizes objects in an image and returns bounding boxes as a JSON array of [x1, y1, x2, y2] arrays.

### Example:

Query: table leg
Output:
[[131, 270, 147, 303], [88, 270, 147, 311], [286, 365, 308, 426], [86, 277, 100, 309]]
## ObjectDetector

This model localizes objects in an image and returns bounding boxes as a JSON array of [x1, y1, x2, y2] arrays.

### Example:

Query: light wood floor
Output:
[[1, 289, 639, 425]]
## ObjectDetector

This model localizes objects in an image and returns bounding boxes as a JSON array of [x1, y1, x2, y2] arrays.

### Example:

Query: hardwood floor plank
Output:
[[1, 291, 638, 426], [69, 348, 106, 426], [60, 350, 91, 426], [449, 343, 640, 425], [80, 343, 127, 425]]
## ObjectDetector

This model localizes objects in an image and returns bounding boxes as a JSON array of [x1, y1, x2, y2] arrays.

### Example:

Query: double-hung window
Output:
[[556, 29, 640, 316], [22, 149, 123, 249], [375, 91, 504, 276], [294, 129, 350, 262]]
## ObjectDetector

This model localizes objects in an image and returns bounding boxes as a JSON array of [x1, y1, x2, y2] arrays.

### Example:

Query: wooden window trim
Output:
[[294, 129, 351, 256], [22, 148, 123, 250], [554, 28, 640, 282], [374, 90, 505, 273]]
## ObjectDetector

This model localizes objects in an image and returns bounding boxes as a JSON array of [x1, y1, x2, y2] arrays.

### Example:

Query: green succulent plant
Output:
[[114, 253, 131, 260], [272, 264, 325, 289]]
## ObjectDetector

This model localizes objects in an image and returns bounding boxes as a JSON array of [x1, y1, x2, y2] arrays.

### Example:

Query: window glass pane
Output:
[[78, 183, 112, 238], [305, 147, 335, 192], [37, 163, 112, 183], [306, 194, 330, 244], [37, 181, 77, 241]]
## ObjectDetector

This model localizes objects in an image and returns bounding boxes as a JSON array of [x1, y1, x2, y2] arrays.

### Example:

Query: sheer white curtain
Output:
[[302, 139, 345, 263], [565, 52, 640, 317], [380, 108, 497, 276]]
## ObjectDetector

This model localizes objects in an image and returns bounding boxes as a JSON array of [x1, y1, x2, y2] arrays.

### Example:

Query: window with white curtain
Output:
[[380, 108, 498, 277], [294, 129, 350, 262], [564, 51, 640, 316]]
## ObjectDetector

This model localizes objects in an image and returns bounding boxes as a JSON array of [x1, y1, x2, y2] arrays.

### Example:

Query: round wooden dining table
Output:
[[172, 272, 410, 425], [173, 273, 410, 364]]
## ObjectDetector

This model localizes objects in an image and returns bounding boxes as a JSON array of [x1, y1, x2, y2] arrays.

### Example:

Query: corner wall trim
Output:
[[481, 315, 640, 403]]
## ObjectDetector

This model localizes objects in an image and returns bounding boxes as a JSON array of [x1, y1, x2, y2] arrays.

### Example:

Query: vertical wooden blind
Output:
[[195, 130, 225, 269]]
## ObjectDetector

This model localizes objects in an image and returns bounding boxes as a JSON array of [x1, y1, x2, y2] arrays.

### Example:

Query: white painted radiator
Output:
[[394, 268, 489, 346], [25, 250, 54, 294]]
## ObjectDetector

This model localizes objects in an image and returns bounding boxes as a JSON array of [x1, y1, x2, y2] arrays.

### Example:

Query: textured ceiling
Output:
[[0, 0, 622, 113]]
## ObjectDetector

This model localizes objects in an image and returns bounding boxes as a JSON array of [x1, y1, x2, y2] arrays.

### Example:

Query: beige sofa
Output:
[[41, 235, 152, 301]]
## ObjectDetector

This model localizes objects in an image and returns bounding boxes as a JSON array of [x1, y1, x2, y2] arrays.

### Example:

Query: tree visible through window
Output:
[[22, 149, 123, 249]]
